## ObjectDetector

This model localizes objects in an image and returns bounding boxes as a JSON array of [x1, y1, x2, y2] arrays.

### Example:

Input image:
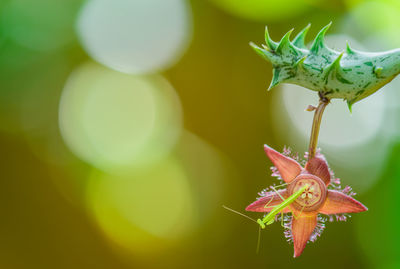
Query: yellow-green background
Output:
[[0, 0, 399, 268]]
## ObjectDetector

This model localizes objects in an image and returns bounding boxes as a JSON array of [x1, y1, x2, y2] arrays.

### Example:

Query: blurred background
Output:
[[0, 0, 399, 268]]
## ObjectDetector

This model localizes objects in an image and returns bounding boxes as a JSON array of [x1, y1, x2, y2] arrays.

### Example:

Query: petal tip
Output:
[[291, 215, 317, 259], [263, 144, 279, 159], [245, 204, 254, 212], [245, 199, 265, 212], [263, 144, 272, 151], [320, 190, 369, 214], [293, 243, 306, 258], [359, 203, 368, 212], [263, 144, 302, 183]]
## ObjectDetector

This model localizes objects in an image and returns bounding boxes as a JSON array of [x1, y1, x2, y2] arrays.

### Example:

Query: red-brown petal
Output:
[[246, 190, 291, 213], [319, 190, 368, 214], [292, 214, 317, 258], [305, 156, 331, 185], [264, 145, 302, 183]]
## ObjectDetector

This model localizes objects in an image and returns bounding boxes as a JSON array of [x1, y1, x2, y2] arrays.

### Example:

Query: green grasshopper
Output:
[[223, 184, 308, 228], [223, 184, 308, 253], [257, 184, 308, 229]]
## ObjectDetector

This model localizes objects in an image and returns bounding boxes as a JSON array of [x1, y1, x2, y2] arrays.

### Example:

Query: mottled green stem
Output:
[[308, 93, 330, 159]]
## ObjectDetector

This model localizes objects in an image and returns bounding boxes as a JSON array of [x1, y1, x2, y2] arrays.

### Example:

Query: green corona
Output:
[[251, 22, 400, 110]]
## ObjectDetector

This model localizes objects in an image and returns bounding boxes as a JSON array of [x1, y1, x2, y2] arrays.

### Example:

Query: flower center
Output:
[[287, 174, 327, 212]]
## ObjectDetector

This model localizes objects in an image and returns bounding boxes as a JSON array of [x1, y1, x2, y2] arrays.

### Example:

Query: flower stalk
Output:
[[308, 93, 330, 159]]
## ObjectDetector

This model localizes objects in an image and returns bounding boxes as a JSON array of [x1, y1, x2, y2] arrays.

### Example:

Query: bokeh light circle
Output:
[[85, 131, 238, 258], [176, 131, 231, 223], [86, 157, 195, 254], [209, 0, 312, 22], [59, 62, 182, 172], [281, 85, 385, 149], [342, 0, 400, 46], [2, 0, 81, 51], [77, 0, 192, 74]]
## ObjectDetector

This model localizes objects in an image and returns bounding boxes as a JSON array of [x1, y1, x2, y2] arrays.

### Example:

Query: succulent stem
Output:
[[308, 92, 330, 159], [251, 23, 400, 105]]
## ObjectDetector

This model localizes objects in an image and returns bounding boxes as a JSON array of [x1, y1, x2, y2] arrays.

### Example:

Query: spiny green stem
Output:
[[251, 23, 400, 107], [308, 93, 330, 159]]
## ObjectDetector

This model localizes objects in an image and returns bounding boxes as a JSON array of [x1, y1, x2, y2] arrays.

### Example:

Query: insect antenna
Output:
[[222, 205, 263, 254], [222, 205, 258, 223]]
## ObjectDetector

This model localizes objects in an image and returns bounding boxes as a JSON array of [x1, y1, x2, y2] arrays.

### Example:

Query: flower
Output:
[[246, 145, 368, 257]]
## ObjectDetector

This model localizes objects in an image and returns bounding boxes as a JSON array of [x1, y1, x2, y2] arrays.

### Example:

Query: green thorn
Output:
[[250, 42, 275, 63], [346, 41, 354, 55], [250, 42, 266, 57], [294, 55, 307, 69], [292, 23, 311, 49], [268, 68, 281, 90], [265, 26, 277, 50], [323, 52, 344, 79], [310, 22, 332, 53], [276, 28, 294, 54], [333, 52, 344, 67], [347, 100, 353, 113], [261, 44, 271, 51]]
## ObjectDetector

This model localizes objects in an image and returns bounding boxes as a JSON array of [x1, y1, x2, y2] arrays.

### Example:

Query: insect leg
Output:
[[292, 204, 306, 220]]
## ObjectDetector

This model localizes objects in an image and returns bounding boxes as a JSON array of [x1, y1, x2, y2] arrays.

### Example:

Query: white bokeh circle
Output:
[[59, 62, 182, 172], [76, 0, 192, 74]]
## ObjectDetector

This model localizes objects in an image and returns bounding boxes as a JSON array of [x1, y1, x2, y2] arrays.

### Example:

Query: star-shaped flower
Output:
[[246, 145, 368, 257]]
